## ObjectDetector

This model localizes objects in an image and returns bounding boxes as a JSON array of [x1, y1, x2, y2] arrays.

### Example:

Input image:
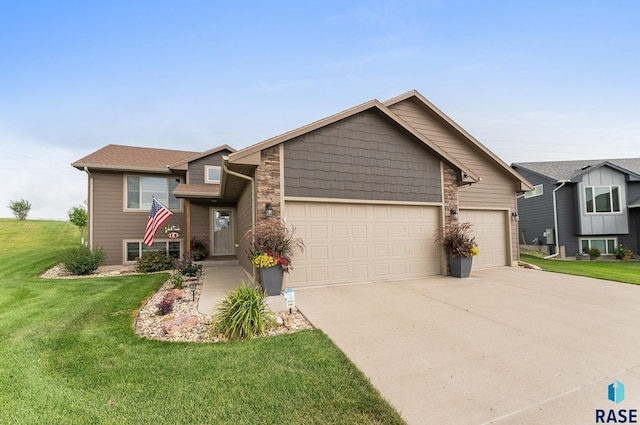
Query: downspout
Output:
[[544, 180, 569, 259], [222, 158, 256, 280], [83, 167, 93, 248]]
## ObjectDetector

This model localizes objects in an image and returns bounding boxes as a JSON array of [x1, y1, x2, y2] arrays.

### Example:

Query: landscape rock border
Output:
[[41, 264, 314, 343]]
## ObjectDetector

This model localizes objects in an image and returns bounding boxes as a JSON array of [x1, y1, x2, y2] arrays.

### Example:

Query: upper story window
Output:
[[585, 186, 620, 213], [126, 176, 181, 210], [205, 165, 221, 184], [524, 184, 543, 198]]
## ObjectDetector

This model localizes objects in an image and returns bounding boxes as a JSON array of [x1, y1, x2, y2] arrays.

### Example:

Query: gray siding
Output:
[[513, 167, 557, 245], [90, 171, 187, 265], [283, 109, 442, 203], [189, 202, 211, 255], [619, 182, 640, 253], [235, 181, 253, 273], [557, 186, 579, 256], [188, 150, 232, 185], [577, 167, 629, 235]]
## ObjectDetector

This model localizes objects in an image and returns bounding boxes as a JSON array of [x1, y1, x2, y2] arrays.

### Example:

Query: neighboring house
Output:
[[512, 159, 640, 257], [72, 90, 532, 287]]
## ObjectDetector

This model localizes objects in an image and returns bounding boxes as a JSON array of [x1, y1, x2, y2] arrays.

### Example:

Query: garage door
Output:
[[286, 202, 440, 287], [459, 209, 508, 269]]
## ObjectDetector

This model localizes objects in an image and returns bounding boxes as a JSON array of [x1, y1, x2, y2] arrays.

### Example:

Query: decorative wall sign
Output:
[[164, 225, 181, 239]]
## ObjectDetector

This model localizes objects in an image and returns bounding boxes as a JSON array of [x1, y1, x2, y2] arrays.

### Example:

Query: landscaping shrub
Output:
[[213, 282, 275, 340], [60, 246, 106, 275], [170, 273, 184, 288], [173, 256, 202, 276], [157, 297, 174, 315], [614, 245, 633, 260], [136, 250, 173, 273]]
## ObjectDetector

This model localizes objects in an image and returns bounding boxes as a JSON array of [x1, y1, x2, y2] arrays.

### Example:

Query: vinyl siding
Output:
[[235, 181, 253, 273], [283, 109, 442, 203], [189, 202, 211, 253], [90, 171, 188, 265], [389, 98, 520, 263], [513, 167, 557, 245], [188, 150, 232, 184], [577, 167, 629, 235]]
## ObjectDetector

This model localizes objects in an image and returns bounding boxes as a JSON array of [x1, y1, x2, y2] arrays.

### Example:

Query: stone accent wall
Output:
[[256, 145, 281, 226], [443, 165, 459, 228], [442, 165, 460, 275]]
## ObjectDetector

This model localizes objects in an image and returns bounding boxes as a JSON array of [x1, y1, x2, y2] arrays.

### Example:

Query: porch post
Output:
[[185, 199, 191, 259]]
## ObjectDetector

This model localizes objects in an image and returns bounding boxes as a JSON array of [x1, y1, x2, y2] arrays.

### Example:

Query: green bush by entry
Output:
[[60, 246, 106, 275], [135, 250, 174, 273], [214, 282, 275, 340]]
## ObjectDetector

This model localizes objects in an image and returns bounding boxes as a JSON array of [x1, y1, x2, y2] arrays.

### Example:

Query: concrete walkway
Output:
[[198, 263, 287, 315], [293, 267, 640, 425]]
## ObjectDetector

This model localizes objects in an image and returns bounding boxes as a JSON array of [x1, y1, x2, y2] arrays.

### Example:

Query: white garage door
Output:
[[459, 209, 508, 269], [286, 202, 440, 287]]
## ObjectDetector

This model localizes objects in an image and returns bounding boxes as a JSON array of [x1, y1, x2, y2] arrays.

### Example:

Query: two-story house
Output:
[[72, 90, 533, 287], [512, 159, 640, 257]]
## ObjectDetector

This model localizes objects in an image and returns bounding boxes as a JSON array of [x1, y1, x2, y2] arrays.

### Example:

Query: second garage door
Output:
[[285, 202, 440, 287], [459, 209, 508, 269]]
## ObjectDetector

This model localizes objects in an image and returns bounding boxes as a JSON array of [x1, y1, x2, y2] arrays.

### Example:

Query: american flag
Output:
[[143, 198, 173, 246]]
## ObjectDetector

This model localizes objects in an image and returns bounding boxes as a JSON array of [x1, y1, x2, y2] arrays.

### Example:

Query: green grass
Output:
[[0, 218, 405, 424], [521, 253, 640, 284]]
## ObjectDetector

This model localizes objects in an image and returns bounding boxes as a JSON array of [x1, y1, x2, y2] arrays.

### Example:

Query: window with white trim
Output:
[[580, 238, 616, 255], [524, 184, 543, 198], [126, 176, 181, 210], [125, 240, 182, 263], [585, 186, 620, 213], [205, 166, 221, 184]]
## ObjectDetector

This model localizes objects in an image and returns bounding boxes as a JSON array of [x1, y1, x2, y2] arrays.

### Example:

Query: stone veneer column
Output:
[[255, 145, 281, 226], [442, 165, 460, 275]]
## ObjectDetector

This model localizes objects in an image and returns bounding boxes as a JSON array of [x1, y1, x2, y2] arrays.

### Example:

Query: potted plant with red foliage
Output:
[[435, 222, 479, 278], [245, 219, 304, 295]]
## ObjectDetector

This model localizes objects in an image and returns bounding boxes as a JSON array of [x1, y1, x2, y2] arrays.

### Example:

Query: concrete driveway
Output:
[[294, 267, 640, 425]]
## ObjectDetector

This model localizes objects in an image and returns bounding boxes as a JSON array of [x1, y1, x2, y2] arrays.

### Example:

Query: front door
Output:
[[211, 208, 234, 256]]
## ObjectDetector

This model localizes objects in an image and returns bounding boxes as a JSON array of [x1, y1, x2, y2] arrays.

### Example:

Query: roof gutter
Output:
[[83, 167, 93, 248], [544, 180, 569, 259]]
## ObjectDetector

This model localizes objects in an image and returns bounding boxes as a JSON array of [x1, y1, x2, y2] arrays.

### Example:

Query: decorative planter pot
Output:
[[449, 255, 473, 278], [259, 265, 284, 296]]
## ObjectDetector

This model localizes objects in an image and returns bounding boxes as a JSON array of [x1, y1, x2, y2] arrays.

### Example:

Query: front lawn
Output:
[[521, 253, 640, 285], [0, 219, 405, 424]]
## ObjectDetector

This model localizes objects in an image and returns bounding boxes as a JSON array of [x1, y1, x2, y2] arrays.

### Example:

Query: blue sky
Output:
[[1, 1, 639, 219]]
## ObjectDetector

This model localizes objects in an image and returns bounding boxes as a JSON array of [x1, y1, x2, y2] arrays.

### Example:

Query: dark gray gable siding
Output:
[[188, 150, 233, 184], [620, 181, 640, 254], [283, 109, 441, 203], [513, 166, 557, 245]]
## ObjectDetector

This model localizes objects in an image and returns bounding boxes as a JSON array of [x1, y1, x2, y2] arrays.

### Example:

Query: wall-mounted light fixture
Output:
[[450, 208, 459, 221], [511, 212, 519, 221], [265, 203, 273, 217]]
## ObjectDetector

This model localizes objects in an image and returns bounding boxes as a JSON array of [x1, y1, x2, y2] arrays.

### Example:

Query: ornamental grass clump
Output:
[[244, 219, 304, 272], [434, 222, 479, 258], [213, 282, 275, 340]]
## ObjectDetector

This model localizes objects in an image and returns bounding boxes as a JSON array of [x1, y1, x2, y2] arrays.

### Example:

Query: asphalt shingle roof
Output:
[[513, 158, 640, 181], [71, 144, 198, 171]]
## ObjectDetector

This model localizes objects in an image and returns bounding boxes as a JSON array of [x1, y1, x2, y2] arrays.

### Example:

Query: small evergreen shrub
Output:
[[588, 247, 601, 258], [213, 282, 275, 340], [173, 256, 202, 277], [157, 298, 174, 315], [60, 246, 107, 275], [170, 273, 184, 288], [136, 250, 173, 273]]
